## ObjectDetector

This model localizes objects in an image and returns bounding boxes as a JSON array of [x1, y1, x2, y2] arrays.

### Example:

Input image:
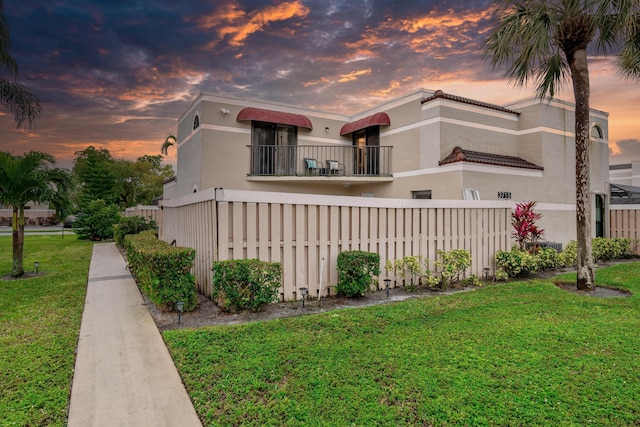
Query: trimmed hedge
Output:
[[336, 251, 381, 297], [124, 230, 197, 311], [212, 259, 282, 312], [114, 215, 158, 247]]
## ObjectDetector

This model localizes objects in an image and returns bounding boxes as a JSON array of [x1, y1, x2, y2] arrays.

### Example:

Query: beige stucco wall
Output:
[[165, 90, 610, 244]]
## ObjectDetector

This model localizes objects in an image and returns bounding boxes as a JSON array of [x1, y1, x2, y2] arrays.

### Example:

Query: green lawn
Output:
[[165, 263, 640, 426], [0, 235, 93, 426]]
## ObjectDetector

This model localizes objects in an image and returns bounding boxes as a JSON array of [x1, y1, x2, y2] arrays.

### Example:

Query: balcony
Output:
[[247, 145, 393, 185]]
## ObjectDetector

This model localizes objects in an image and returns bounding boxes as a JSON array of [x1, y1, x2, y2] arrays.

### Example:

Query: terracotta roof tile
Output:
[[421, 89, 520, 115], [439, 146, 543, 170]]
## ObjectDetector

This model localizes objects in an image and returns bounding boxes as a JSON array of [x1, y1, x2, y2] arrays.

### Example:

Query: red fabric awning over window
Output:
[[236, 107, 313, 130], [340, 112, 390, 135]]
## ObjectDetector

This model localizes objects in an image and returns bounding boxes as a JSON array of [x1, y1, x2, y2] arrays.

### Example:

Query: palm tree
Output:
[[484, 0, 640, 290], [0, 151, 71, 277], [161, 134, 177, 156], [0, 0, 41, 130]]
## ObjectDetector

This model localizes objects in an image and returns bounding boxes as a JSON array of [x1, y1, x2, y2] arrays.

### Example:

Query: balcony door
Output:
[[353, 127, 380, 175], [252, 122, 296, 175]]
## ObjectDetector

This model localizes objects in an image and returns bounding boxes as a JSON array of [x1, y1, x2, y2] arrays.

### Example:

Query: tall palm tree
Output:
[[0, 0, 41, 130], [0, 151, 71, 277], [161, 134, 177, 156], [484, 0, 640, 290]]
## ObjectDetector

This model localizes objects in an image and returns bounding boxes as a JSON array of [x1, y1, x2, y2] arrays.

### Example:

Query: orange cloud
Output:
[[371, 80, 402, 97], [344, 9, 493, 62], [395, 10, 490, 33], [338, 69, 372, 83], [198, 0, 310, 48], [609, 141, 622, 155]]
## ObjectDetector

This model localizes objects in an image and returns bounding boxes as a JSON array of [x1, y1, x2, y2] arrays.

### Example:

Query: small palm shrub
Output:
[[336, 251, 380, 297]]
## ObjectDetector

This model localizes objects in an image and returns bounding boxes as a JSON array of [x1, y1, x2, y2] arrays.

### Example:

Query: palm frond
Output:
[[0, 0, 18, 77], [0, 79, 41, 131], [484, 0, 566, 98], [161, 134, 177, 156]]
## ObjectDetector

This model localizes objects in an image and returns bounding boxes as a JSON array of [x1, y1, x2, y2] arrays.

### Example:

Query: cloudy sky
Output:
[[3, 0, 640, 169]]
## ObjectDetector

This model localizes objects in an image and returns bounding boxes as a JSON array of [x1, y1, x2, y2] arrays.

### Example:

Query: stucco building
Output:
[[164, 89, 610, 244]]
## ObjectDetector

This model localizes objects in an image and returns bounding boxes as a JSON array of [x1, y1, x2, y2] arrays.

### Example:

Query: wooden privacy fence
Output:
[[0, 209, 57, 226], [124, 205, 163, 236], [162, 189, 513, 301], [610, 206, 640, 255]]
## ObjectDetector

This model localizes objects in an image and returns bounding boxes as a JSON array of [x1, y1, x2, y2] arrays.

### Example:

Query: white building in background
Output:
[[164, 89, 610, 244]]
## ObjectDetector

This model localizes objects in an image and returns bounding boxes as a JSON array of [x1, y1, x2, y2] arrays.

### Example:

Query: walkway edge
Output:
[[68, 242, 202, 427]]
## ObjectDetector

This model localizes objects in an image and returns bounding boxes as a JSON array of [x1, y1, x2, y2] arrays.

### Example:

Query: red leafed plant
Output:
[[512, 201, 544, 249]]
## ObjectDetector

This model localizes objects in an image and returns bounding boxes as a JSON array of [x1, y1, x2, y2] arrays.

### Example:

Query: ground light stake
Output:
[[176, 301, 185, 324], [299, 287, 308, 308], [384, 279, 391, 297]]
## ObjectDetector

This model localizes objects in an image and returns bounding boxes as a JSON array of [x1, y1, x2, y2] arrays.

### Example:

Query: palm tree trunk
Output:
[[569, 48, 595, 290], [11, 207, 25, 277]]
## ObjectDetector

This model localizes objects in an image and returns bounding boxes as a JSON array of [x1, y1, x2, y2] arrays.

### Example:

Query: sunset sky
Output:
[[2, 0, 640, 170]]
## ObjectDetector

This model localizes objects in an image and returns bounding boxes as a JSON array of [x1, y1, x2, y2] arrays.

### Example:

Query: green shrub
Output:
[[385, 255, 429, 289], [461, 274, 482, 287], [494, 248, 539, 278], [496, 237, 634, 279], [559, 241, 577, 268], [336, 251, 381, 297], [73, 199, 122, 240], [560, 238, 632, 267], [592, 237, 632, 261], [435, 249, 472, 289], [114, 215, 158, 247], [212, 259, 282, 312], [124, 231, 197, 311], [535, 247, 562, 270], [494, 268, 509, 281]]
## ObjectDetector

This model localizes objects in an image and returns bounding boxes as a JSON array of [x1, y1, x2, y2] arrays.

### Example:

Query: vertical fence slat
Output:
[[162, 193, 558, 300]]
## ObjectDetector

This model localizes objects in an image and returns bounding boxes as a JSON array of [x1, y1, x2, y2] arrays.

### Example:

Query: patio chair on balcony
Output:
[[304, 158, 319, 175], [326, 160, 344, 176]]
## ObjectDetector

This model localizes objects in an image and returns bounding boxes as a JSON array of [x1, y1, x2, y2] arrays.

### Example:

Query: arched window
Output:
[[591, 123, 603, 139], [193, 114, 200, 130]]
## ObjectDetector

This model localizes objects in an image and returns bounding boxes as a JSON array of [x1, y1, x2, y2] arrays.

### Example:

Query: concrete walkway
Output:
[[67, 243, 202, 427]]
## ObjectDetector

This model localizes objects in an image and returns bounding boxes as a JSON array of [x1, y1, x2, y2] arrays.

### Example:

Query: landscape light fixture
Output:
[[176, 301, 185, 324], [483, 267, 491, 282], [299, 287, 308, 308], [34, 261, 39, 275], [384, 279, 391, 298]]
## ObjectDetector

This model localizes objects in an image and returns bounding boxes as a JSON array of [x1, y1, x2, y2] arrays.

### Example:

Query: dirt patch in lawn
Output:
[[147, 284, 475, 331], [553, 282, 631, 298]]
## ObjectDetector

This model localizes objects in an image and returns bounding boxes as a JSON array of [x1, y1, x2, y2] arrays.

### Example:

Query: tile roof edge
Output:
[[421, 90, 521, 116]]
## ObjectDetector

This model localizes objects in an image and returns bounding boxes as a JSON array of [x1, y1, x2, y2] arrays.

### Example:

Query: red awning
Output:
[[340, 112, 390, 135], [236, 107, 313, 130]]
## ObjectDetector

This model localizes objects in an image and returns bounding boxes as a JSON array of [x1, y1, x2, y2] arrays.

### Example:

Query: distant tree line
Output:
[[72, 146, 174, 210]]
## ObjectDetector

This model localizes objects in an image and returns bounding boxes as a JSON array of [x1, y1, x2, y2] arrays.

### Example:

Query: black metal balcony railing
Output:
[[249, 145, 392, 177]]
